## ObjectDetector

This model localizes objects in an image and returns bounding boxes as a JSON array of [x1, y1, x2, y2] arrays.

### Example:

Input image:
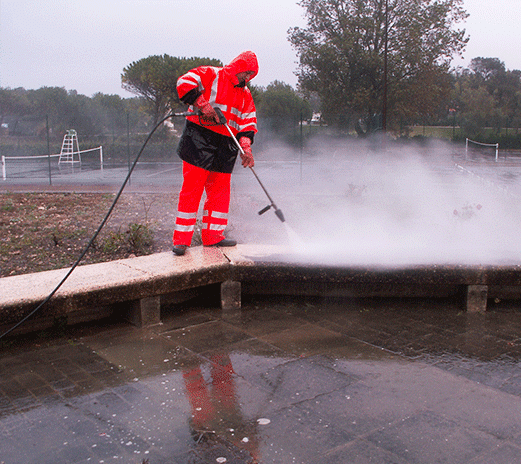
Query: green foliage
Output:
[[91, 93, 129, 133], [451, 58, 521, 138], [1, 198, 15, 212], [256, 81, 312, 132], [121, 55, 223, 125], [288, 0, 469, 132], [0, 86, 152, 140], [0, 87, 31, 125], [459, 86, 496, 135], [126, 223, 154, 252]]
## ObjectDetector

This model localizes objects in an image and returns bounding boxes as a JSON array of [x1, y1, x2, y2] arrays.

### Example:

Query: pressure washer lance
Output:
[[214, 108, 285, 222]]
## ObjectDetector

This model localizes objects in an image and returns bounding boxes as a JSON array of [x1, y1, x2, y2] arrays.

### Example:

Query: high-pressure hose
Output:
[[0, 111, 192, 341], [0, 108, 284, 339]]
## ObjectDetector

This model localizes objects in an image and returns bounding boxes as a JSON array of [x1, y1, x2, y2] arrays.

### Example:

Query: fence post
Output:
[[465, 138, 468, 159], [100, 146, 104, 172], [46, 115, 52, 185], [2, 155, 6, 181], [47, 153, 52, 185], [496, 143, 499, 162]]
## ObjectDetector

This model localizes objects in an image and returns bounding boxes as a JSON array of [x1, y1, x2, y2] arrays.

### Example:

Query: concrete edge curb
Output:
[[2, 244, 521, 336]]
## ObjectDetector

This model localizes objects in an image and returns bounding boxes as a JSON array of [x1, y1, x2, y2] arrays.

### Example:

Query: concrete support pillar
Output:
[[465, 285, 488, 313], [125, 296, 161, 327], [221, 280, 241, 318]]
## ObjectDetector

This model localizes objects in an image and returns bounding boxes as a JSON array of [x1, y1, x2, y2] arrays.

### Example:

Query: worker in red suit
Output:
[[172, 51, 259, 256]]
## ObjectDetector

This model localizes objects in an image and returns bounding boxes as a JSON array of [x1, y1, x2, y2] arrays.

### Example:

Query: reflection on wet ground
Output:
[[2, 295, 521, 463]]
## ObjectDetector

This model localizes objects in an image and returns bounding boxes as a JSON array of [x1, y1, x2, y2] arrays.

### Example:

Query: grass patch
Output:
[[0, 192, 177, 277]]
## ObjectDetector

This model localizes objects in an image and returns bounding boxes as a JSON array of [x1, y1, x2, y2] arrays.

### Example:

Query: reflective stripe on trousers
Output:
[[173, 161, 231, 246], [202, 209, 228, 232], [174, 211, 197, 234]]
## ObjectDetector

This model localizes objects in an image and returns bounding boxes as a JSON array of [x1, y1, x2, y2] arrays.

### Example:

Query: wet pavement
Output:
[[2, 295, 521, 463]]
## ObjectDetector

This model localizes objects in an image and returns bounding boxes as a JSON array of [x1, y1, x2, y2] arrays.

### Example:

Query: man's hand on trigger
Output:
[[239, 137, 254, 168], [194, 94, 219, 123]]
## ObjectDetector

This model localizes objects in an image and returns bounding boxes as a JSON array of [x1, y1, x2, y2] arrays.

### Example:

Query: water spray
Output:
[[214, 108, 285, 222]]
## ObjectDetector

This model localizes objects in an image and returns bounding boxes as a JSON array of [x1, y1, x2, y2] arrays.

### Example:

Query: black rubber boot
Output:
[[172, 245, 188, 256], [205, 239, 237, 247]]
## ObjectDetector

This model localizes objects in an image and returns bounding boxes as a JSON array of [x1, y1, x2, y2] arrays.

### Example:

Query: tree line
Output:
[[3, 56, 518, 144], [2, 0, 521, 149], [0, 86, 147, 139], [451, 58, 521, 139], [0, 66, 312, 144]]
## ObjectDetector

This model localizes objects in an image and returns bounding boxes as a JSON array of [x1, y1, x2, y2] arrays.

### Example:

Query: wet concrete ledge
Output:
[[2, 244, 521, 336], [0, 247, 232, 336]]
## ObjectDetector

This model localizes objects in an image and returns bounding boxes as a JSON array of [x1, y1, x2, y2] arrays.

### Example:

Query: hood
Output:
[[225, 51, 259, 85]]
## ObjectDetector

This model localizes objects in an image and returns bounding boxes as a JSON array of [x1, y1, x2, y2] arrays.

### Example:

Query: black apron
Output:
[[177, 121, 239, 174]]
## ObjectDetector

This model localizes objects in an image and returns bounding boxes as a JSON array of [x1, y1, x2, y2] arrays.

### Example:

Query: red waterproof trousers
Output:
[[173, 161, 231, 247]]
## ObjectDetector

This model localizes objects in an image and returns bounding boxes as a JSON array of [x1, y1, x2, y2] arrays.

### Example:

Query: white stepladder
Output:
[[58, 129, 81, 165]]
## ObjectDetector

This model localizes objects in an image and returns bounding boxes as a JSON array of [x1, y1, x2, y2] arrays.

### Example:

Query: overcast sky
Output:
[[1, 0, 519, 98]]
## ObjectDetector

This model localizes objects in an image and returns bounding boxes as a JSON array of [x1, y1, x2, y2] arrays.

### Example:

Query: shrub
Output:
[[101, 222, 154, 255]]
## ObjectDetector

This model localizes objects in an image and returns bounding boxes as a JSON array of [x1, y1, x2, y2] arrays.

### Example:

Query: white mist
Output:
[[231, 137, 521, 266]]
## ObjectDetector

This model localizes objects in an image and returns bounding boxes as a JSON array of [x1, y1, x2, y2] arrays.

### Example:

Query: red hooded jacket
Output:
[[176, 51, 258, 140]]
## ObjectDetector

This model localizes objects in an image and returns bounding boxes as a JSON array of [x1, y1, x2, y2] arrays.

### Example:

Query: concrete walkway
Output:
[[0, 246, 234, 334], [0, 245, 284, 335]]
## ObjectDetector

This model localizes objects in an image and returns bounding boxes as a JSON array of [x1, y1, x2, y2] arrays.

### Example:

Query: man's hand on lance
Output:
[[239, 137, 254, 168]]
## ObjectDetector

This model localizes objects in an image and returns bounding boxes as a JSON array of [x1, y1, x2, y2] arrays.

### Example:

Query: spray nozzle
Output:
[[258, 204, 285, 222], [275, 208, 285, 223]]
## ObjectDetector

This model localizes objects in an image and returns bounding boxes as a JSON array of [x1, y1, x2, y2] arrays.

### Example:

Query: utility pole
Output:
[[382, 0, 388, 132]]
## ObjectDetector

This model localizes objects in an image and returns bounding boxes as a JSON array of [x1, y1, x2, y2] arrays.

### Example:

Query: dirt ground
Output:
[[0, 192, 182, 277]]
